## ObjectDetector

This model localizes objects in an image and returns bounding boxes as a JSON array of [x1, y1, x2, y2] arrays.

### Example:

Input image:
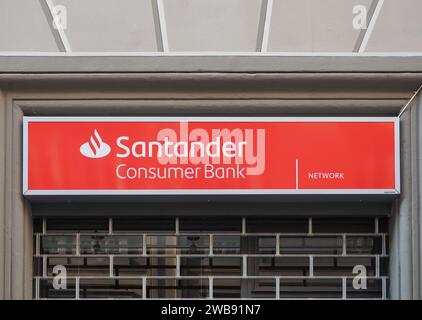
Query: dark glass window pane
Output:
[[249, 257, 309, 277], [213, 278, 241, 298], [33, 218, 43, 233], [79, 278, 143, 299], [229, 236, 277, 254], [379, 217, 389, 233], [32, 278, 37, 299], [313, 217, 375, 233], [147, 278, 208, 298], [179, 217, 242, 232], [346, 236, 382, 255], [181, 257, 242, 276], [113, 257, 177, 277], [146, 235, 209, 254], [246, 236, 276, 254], [39, 278, 77, 299], [40, 235, 76, 254], [384, 235, 389, 254], [113, 217, 175, 232], [246, 278, 276, 299], [314, 257, 376, 277], [113, 257, 147, 276], [33, 235, 38, 255], [346, 279, 383, 299], [380, 257, 389, 276], [246, 217, 308, 233], [280, 279, 342, 299], [33, 257, 43, 277], [279, 236, 342, 254], [176, 235, 209, 254], [47, 256, 110, 277], [80, 235, 143, 255], [46, 218, 108, 232], [213, 235, 240, 254]]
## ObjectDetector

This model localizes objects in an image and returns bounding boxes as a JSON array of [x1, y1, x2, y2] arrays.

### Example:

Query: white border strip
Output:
[[23, 120, 29, 195], [22, 116, 400, 196], [394, 117, 401, 193], [23, 116, 398, 122], [24, 189, 399, 196]]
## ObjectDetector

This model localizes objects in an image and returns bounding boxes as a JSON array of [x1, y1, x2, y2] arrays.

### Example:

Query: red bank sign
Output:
[[23, 117, 400, 196]]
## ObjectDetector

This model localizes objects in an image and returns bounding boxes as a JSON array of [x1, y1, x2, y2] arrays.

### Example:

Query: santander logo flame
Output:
[[80, 129, 111, 158]]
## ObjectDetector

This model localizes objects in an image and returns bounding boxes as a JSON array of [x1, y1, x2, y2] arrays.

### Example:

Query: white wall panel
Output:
[[164, 0, 263, 51], [267, 0, 373, 52], [51, 0, 159, 51], [0, 0, 59, 51], [366, 0, 422, 52]]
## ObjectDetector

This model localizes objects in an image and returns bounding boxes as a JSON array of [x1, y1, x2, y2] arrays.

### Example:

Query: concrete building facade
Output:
[[0, 0, 422, 299]]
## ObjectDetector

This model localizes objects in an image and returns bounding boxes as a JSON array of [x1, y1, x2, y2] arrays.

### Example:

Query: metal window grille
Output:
[[33, 216, 389, 300]]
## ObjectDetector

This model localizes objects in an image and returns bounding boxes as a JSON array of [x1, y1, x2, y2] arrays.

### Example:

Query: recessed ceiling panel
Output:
[[0, 0, 59, 51], [51, 0, 159, 51], [365, 0, 422, 52], [267, 0, 373, 52], [164, 0, 263, 51]]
